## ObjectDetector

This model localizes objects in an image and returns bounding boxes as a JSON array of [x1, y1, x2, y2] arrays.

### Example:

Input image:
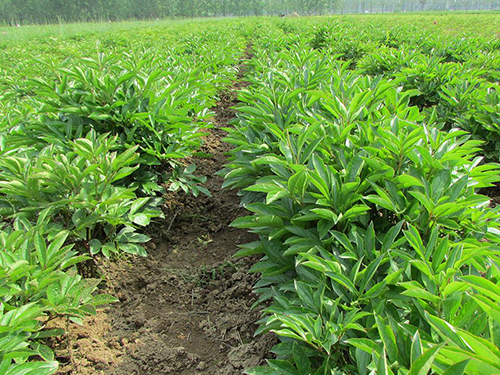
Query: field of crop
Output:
[[2, 12, 500, 375]]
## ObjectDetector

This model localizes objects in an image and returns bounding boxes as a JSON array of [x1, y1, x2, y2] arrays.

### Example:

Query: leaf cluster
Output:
[[224, 31, 500, 375]]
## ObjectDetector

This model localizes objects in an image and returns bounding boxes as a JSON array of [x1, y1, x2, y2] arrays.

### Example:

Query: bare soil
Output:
[[480, 182, 500, 207], [53, 47, 276, 375]]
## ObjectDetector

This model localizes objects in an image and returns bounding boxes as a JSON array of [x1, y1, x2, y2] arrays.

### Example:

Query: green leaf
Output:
[[426, 314, 467, 349], [91, 294, 119, 306], [341, 204, 371, 222], [381, 221, 404, 252], [408, 344, 442, 375], [395, 174, 424, 188], [34, 233, 47, 267], [88, 239, 102, 255], [442, 360, 470, 375], [288, 170, 308, 201], [244, 367, 279, 375], [356, 347, 371, 375], [268, 359, 300, 375], [346, 338, 382, 355], [130, 198, 150, 215], [119, 243, 147, 256], [326, 272, 358, 296], [294, 281, 317, 313], [5, 361, 58, 375], [360, 254, 385, 293], [292, 343, 311, 375], [375, 315, 398, 363], [376, 349, 393, 375], [460, 275, 500, 303], [46, 231, 69, 263], [131, 213, 150, 226], [402, 287, 441, 304], [411, 331, 423, 365]]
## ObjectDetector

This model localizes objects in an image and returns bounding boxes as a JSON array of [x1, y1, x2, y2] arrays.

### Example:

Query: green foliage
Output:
[[225, 19, 500, 375], [0, 224, 116, 374], [4, 13, 500, 375], [0, 19, 249, 373], [28, 51, 211, 160], [0, 130, 161, 256]]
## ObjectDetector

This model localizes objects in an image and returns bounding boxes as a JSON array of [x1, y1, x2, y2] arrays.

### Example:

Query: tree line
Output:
[[1, 0, 499, 25]]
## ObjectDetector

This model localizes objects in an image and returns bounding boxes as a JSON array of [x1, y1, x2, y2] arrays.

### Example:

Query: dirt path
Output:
[[54, 47, 276, 375]]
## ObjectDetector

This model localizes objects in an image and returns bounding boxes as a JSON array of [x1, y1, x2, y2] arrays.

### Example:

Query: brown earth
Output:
[[53, 46, 277, 375], [480, 182, 500, 207]]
